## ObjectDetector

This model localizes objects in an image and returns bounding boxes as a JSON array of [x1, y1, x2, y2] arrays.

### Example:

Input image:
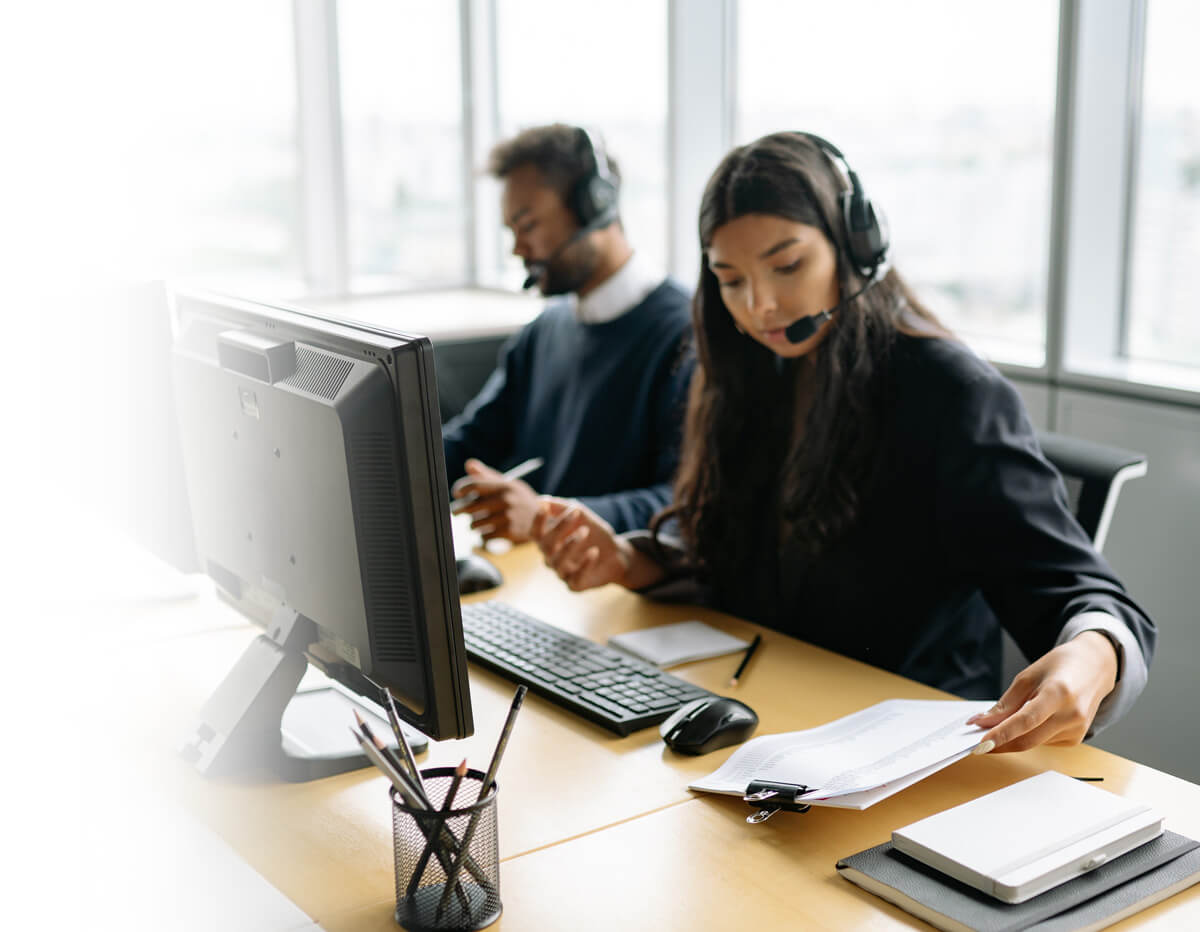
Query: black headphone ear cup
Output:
[[577, 173, 618, 226], [570, 127, 619, 229], [799, 132, 889, 276], [841, 191, 889, 275]]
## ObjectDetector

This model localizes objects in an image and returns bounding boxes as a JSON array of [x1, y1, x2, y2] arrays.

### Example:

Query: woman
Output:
[[531, 131, 1154, 753]]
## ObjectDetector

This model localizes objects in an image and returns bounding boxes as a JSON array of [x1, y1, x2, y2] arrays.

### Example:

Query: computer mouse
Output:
[[660, 696, 759, 755], [456, 554, 503, 594]]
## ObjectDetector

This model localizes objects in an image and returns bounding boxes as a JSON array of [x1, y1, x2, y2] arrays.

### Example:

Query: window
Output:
[[339, 1, 467, 291], [493, 0, 669, 287], [737, 1, 1058, 367], [1126, 0, 1200, 370], [112, 1, 301, 290]]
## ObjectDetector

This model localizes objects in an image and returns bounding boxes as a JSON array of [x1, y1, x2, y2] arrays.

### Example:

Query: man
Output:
[[444, 123, 693, 542]]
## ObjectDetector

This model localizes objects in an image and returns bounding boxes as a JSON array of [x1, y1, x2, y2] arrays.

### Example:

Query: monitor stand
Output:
[[181, 606, 427, 782]]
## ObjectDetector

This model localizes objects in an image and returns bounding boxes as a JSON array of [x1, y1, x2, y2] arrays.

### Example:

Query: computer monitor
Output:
[[170, 288, 473, 781]]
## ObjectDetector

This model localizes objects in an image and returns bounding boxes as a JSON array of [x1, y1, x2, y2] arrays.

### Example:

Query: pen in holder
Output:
[[391, 767, 501, 932]]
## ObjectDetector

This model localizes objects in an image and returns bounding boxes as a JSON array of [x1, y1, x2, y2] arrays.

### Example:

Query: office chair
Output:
[[998, 430, 1149, 685], [1034, 431, 1148, 552]]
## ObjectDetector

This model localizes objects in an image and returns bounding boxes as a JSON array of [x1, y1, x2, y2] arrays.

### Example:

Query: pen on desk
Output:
[[437, 685, 528, 918], [1074, 776, 1105, 782], [729, 634, 763, 687], [450, 457, 544, 511]]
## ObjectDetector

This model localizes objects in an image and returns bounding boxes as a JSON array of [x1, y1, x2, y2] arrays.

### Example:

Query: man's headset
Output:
[[569, 126, 619, 230], [522, 127, 620, 290], [782, 132, 891, 343]]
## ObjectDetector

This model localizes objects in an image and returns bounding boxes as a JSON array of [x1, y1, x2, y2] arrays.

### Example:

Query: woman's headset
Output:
[[794, 132, 889, 277], [778, 133, 892, 343]]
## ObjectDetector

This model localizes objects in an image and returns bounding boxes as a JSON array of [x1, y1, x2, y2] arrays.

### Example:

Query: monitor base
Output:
[[181, 608, 428, 782]]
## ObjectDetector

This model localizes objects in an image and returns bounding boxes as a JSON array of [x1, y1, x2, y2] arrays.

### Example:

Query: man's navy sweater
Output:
[[442, 280, 693, 533]]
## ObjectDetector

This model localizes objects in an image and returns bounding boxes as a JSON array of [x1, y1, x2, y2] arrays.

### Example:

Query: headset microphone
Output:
[[521, 223, 588, 290], [520, 209, 618, 290], [784, 264, 887, 344], [781, 132, 891, 344]]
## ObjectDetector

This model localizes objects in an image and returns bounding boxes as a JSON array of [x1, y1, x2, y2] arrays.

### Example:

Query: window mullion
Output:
[[1060, 0, 1140, 373], [667, 0, 736, 285], [460, 0, 501, 288], [293, 0, 349, 296]]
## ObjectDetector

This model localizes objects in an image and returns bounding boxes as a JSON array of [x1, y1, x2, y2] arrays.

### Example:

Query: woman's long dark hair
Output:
[[654, 132, 945, 604]]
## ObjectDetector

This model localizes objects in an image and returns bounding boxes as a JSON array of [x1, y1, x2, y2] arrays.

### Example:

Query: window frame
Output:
[[1050, 0, 1199, 405], [289, 0, 1199, 404]]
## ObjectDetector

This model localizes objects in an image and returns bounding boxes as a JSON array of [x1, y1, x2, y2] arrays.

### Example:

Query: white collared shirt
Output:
[[571, 252, 664, 324]]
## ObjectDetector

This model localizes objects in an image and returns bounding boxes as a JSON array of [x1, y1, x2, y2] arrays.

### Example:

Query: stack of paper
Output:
[[608, 620, 749, 668], [689, 699, 992, 810]]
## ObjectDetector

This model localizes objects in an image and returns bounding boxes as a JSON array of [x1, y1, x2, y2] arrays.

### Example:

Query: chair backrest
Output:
[[1035, 430, 1148, 552], [998, 431, 1148, 685]]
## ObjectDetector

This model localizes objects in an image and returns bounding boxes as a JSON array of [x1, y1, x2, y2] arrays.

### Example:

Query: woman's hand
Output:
[[530, 499, 665, 591], [966, 631, 1119, 753]]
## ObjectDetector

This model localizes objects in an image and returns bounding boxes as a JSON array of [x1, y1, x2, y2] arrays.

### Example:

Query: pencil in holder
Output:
[[391, 767, 501, 932]]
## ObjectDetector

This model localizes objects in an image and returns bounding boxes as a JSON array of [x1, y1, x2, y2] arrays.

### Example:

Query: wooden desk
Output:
[[123, 544, 1200, 930]]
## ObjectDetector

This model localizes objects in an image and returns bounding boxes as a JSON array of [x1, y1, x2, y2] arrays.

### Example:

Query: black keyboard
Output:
[[460, 600, 714, 736]]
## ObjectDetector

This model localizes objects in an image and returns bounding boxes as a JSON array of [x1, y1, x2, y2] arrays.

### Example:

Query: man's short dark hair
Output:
[[487, 123, 622, 205]]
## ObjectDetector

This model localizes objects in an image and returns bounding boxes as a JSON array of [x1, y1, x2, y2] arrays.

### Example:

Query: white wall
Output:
[[1054, 389, 1200, 781]]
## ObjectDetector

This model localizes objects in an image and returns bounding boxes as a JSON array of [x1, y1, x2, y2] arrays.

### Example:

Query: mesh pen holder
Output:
[[391, 768, 501, 932]]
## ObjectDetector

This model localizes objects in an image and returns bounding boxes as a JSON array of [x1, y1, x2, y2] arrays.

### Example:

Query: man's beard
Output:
[[539, 237, 599, 297]]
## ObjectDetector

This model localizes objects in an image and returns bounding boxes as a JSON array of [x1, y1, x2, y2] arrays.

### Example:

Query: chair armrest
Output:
[[1036, 431, 1147, 484]]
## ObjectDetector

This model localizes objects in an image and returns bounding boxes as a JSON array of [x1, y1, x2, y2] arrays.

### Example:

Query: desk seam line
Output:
[[497, 794, 699, 863]]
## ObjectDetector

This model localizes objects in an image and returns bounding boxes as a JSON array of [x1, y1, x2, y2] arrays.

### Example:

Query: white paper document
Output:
[[689, 699, 993, 810]]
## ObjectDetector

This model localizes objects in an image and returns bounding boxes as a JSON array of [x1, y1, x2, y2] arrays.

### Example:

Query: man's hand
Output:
[[966, 631, 1119, 753], [451, 458, 541, 543]]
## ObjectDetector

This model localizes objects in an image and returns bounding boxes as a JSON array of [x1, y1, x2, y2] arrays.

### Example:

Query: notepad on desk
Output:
[[689, 699, 992, 810], [608, 620, 749, 668], [892, 771, 1164, 904]]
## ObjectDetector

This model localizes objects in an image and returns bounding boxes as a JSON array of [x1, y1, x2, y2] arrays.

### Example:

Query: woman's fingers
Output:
[[530, 498, 569, 541], [970, 634, 1118, 753], [544, 509, 588, 562], [529, 500, 622, 591], [975, 691, 1058, 752], [548, 523, 592, 576], [565, 546, 602, 591]]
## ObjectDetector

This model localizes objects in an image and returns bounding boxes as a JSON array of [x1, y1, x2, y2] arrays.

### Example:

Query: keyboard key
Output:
[[579, 695, 631, 720]]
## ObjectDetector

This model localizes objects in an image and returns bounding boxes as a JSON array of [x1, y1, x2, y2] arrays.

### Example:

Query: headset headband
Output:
[[794, 132, 889, 277]]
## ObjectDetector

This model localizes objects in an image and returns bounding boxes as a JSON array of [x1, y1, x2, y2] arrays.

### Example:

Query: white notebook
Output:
[[892, 771, 1164, 904], [608, 620, 749, 668]]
